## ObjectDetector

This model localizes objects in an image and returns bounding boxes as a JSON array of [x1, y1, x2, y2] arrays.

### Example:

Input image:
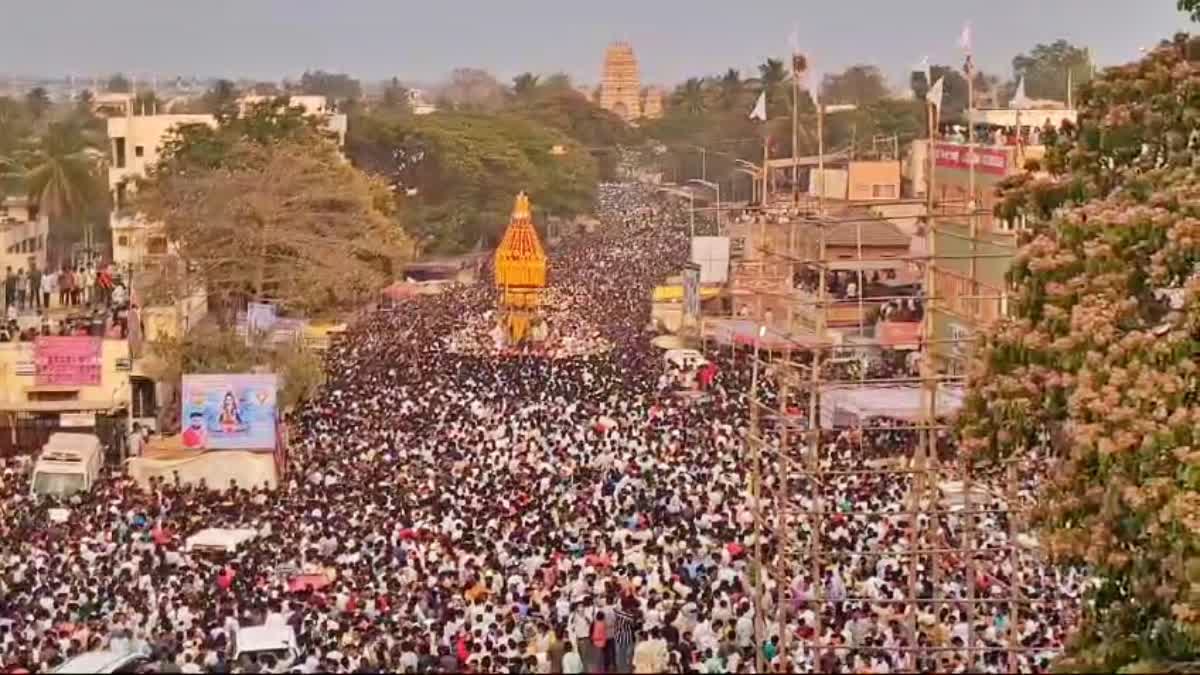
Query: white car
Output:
[[234, 625, 300, 673], [52, 648, 152, 674]]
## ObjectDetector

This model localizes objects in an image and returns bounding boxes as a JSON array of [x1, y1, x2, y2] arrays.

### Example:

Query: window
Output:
[[117, 236, 129, 247], [114, 137, 126, 169], [134, 145, 144, 158], [115, 182, 128, 211], [871, 184, 896, 199], [147, 236, 168, 255]]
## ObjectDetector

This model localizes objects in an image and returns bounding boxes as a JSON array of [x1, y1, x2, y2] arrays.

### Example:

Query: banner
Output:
[[246, 302, 278, 333], [35, 336, 102, 386], [181, 374, 278, 451], [682, 264, 701, 324], [934, 143, 1008, 176]]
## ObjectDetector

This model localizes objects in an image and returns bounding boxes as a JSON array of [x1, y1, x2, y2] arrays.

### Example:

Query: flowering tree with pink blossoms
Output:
[[959, 34, 1200, 670]]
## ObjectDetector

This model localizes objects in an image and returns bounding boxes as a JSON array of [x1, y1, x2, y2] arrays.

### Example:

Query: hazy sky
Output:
[[0, 0, 1191, 88]]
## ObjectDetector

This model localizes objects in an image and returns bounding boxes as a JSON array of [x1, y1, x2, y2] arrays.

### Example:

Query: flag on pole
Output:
[[926, 76, 945, 109], [958, 22, 973, 52], [959, 21, 975, 76], [749, 91, 767, 121]]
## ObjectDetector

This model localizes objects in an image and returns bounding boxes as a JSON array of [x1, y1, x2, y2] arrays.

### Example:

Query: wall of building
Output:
[[107, 114, 217, 192], [846, 161, 901, 201], [808, 168, 849, 200], [0, 338, 131, 408]]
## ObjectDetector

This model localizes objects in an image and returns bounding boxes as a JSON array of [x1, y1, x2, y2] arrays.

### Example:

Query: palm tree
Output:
[[512, 73, 541, 98], [676, 78, 707, 115], [717, 68, 744, 110], [23, 122, 106, 263], [757, 59, 787, 94]]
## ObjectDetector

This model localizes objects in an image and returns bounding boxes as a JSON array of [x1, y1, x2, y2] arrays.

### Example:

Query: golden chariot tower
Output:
[[494, 192, 547, 344], [599, 42, 642, 122]]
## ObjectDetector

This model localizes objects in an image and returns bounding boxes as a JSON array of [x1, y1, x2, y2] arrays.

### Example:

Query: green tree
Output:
[[23, 121, 107, 263], [347, 110, 597, 253], [199, 79, 239, 117], [512, 72, 541, 98], [715, 68, 746, 111], [504, 88, 630, 181], [820, 65, 889, 106], [959, 34, 1200, 671], [757, 58, 787, 93], [106, 73, 131, 93], [1180, 0, 1200, 21], [297, 70, 362, 104], [673, 78, 708, 115], [147, 325, 325, 411], [541, 73, 573, 91], [380, 77, 410, 112], [1012, 39, 1094, 103], [133, 91, 162, 116], [24, 87, 51, 121]]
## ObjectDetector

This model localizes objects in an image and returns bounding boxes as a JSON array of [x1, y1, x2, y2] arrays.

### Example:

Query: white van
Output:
[[234, 625, 299, 673], [185, 527, 259, 555], [30, 433, 103, 497]]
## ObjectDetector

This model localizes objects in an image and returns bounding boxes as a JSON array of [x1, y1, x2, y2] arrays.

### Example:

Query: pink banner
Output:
[[877, 321, 922, 349], [934, 143, 1009, 176], [35, 337, 103, 386]]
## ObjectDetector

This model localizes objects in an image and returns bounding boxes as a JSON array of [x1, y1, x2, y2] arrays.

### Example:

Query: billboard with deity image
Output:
[[180, 374, 278, 451]]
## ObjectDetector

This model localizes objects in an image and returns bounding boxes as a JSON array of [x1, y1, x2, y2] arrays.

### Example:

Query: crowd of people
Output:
[[0, 183, 1083, 673]]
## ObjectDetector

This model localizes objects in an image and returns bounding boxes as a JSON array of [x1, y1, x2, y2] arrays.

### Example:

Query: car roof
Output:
[[53, 649, 145, 673], [236, 625, 297, 653], [185, 528, 258, 549]]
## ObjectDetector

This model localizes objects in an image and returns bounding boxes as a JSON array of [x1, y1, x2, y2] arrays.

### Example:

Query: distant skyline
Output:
[[0, 0, 1191, 91]]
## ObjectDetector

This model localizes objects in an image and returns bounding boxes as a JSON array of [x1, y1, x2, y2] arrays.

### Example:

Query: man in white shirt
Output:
[[562, 640, 583, 674]]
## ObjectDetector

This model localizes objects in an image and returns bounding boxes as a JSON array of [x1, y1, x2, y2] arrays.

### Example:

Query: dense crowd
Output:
[[0, 183, 1082, 674]]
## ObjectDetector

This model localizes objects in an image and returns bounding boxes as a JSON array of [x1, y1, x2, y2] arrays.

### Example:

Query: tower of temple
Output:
[[599, 42, 642, 122]]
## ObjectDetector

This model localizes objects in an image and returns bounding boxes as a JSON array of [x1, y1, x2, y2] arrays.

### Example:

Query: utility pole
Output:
[[749, 326, 765, 672]]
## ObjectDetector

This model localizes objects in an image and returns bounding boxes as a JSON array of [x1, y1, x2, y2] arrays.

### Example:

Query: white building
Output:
[[0, 196, 49, 275]]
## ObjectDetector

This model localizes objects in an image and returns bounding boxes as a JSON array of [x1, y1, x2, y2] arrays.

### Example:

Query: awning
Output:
[[24, 385, 81, 393], [824, 259, 907, 271], [0, 399, 122, 413], [704, 319, 828, 350]]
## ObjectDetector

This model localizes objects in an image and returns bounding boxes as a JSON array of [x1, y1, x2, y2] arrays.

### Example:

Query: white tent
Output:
[[820, 385, 964, 427]]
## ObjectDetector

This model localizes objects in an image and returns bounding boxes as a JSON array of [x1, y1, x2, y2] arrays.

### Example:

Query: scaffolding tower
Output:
[[724, 200, 1056, 673]]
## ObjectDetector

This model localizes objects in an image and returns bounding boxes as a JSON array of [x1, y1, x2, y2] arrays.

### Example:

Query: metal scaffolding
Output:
[[726, 202, 1047, 673]]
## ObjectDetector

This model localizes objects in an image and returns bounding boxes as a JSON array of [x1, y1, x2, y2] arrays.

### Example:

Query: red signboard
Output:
[[877, 321, 922, 349], [34, 336, 103, 386], [934, 143, 1009, 176]]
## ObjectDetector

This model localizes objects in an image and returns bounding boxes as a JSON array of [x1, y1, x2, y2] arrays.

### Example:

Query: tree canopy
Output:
[[1012, 39, 1094, 103], [820, 65, 889, 106], [296, 70, 362, 104], [136, 104, 409, 322], [958, 34, 1200, 671], [347, 110, 597, 254]]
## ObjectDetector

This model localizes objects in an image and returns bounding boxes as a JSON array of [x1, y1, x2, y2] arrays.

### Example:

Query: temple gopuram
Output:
[[494, 192, 547, 345], [599, 42, 642, 121]]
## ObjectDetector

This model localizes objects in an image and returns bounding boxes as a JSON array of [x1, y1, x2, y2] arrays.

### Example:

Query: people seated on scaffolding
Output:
[[494, 191, 548, 346]]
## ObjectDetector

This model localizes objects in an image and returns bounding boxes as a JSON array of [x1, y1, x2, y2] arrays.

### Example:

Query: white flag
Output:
[[926, 76, 945, 109], [958, 21, 973, 52], [1011, 76, 1031, 109], [749, 91, 767, 121]]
